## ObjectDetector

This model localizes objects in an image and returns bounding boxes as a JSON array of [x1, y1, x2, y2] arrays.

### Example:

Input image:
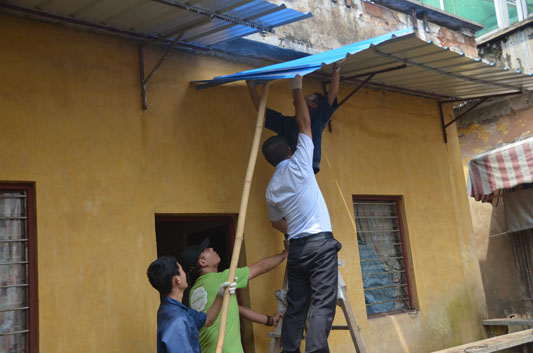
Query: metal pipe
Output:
[[0, 306, 29, 313], [438, 102, 448, 143], [362, 270, 406, 277], [338, 64, 407, 82], [365, 297, 410, 306], [360, 256, 404, 262], [439, 91, 523, 103], [0, 330, 30, 337], [365, 284, 408, 291], [152, 0, 275, 32], [139, 46, 147, 110], [0, 284, 29, 289], [0, 261, 28, 265]]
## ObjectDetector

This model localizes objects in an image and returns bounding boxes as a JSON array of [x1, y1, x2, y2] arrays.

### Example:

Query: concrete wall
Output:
[[247, 0, 478, 57], [0, 14, 487, 353], [456, 19, 533, 318], [478, 18, 533, 74], [457, 94, 533, 318]]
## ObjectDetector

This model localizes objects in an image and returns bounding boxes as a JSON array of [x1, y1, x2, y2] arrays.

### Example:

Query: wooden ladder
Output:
[[267, 256, 366, 353]]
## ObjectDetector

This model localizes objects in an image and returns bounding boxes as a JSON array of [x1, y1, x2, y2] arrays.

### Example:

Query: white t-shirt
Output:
[[265, 133, 332, 239]]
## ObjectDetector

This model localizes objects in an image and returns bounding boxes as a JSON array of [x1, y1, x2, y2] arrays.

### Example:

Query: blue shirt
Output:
[[157, 296, 207, 353], [265, 133, 332, 239], [265, 97, 337, 173]]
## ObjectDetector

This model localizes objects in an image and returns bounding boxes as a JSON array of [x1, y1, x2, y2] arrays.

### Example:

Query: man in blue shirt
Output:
[[147, 255, 236, 353], [247, 63, 340, 174], [262, 76, 342, 353]]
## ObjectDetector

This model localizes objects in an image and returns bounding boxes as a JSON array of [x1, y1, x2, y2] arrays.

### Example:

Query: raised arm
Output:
[[246, 80, 260, 111], [328, 63, 340, 106], [291, 76, 311, 138], [248, 250, 288, 280], [239, 306, 283, 326]]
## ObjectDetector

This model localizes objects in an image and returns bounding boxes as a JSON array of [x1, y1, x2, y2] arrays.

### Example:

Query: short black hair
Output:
[[262, 135, 290, 166], [147, 255, 179, 295], [311, 92, 325, 105]]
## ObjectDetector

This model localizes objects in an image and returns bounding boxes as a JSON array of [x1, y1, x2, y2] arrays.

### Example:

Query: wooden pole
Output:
[[215, 82, 270, 353]]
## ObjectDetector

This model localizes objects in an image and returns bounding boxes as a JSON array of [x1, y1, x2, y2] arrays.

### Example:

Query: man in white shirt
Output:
[[262, 76, 342, 353]]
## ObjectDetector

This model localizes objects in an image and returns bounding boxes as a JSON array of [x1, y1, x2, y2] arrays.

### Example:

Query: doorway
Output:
[[155, 215, 235, 273], [154, 214, 255, 352]]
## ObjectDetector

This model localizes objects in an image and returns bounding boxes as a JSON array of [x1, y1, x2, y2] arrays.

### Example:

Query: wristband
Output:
[[266, 315, 271, 326]]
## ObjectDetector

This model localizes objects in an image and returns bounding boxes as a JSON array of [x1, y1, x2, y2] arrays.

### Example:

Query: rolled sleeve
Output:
[[192, 310, 207, 330]]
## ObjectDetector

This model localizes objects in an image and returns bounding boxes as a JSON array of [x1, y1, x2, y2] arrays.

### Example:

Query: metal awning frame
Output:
[[318, 64, 525, 142], [437, 91, 523, 143], [2, 1, 312, 110]]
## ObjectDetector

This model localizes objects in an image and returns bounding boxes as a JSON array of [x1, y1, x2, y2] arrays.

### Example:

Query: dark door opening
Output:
[[155, 215, 235, 273], [154, 214, 254, 352]]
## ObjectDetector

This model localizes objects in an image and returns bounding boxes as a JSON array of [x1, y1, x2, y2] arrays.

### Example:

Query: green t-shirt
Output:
[[189, 267, 250, 353]]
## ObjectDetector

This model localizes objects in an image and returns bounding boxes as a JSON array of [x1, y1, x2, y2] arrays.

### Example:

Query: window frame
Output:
[[352, 195, 415, 317], [0, 182, 38, 353]]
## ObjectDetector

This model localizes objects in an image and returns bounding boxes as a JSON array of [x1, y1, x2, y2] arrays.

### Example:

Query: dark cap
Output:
[[180, 238, 209, 273]]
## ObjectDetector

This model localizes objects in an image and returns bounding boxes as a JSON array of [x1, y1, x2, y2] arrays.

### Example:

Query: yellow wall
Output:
[[0, 14, 486, 353]]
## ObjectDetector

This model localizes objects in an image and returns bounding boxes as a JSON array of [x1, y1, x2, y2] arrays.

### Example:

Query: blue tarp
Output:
[[191, 27, 415, 89]]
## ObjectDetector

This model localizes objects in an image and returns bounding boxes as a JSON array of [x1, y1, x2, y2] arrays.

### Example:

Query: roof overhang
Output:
[[0, 0, 312, 49], [192, 27, 533, 101]]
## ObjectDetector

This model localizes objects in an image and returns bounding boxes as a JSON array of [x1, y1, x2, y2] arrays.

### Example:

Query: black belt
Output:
[[289, 231, 333, 245]]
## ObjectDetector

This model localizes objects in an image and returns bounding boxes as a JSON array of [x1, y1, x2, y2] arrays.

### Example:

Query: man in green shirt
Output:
[[181, 238, 287, 353]]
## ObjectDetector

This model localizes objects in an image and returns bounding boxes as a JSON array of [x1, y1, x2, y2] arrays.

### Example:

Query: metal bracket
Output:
[[411, 9, 418, 30], [327, 64, 407, 132], [138, 34, 184, 110], [423, 12, 430, 33], [439, 98, 488, 144], [439, 91, 522, 143]]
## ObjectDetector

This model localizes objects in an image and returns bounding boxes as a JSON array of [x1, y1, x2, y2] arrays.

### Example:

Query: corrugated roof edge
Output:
[[191, 27, 416, 89]]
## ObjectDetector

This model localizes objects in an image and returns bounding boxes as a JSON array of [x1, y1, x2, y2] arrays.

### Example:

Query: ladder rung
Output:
[[332, 325, 349, 330]]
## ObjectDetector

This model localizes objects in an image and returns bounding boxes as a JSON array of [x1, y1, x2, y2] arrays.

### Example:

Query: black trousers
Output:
[[281, 233, 341, 353]]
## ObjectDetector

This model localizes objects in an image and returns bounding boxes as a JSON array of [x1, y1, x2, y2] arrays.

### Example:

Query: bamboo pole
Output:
[[215, 81, 270, 353]]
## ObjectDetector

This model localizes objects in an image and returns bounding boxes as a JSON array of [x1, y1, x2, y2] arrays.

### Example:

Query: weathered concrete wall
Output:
[[247, 0, 478, 57], [478, 18, 533, 74], [457, 86, 533, 319], [0, 14, 487, 353]]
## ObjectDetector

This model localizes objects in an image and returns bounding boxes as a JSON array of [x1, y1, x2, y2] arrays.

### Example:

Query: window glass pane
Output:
[[0, 190, 29, 353], [0, 332, 27, 353], [448, 0, 499, 36], [528, 0, 533, 13], [508, 0, 519, 24], [354, 199, 411, 316], [420, 0, 443, 9]]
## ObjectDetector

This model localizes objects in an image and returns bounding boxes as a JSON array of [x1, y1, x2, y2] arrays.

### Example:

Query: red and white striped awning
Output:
[[467, 137, 533, 204]]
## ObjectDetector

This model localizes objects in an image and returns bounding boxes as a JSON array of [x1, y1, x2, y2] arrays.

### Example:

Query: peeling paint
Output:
[[457, 123, 481, 136], [496, 122, 509, 135]]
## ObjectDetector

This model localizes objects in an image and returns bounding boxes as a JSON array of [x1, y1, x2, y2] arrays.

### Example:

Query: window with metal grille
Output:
[[353, 196, 413, 316], [0, 184, 37, 353]]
